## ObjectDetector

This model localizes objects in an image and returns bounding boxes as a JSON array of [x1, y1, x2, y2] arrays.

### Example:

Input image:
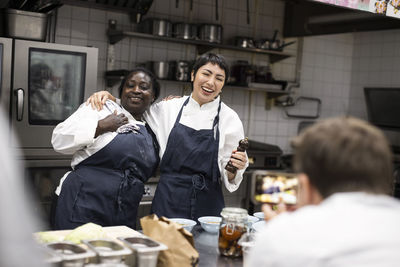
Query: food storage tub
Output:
[[46, 241, 96, 267], [118, 236, 167, 267], [83, 239, 132, 264], [4, 8, 48, 41]]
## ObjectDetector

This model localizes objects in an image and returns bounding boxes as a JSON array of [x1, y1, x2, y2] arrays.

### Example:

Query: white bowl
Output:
[[251, 221, 266, 232], [198, 216, 222, 234], [169, 218, 197, 232], [253, 212, 264, 220], [247, 215, 259, 228]]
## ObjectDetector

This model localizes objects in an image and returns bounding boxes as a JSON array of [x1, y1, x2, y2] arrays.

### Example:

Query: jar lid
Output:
[[220, 207, 248, 220]]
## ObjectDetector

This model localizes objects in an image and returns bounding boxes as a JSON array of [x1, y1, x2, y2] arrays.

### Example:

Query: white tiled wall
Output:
[[348, 29, 400, 146], [54, 0, 399, 153]]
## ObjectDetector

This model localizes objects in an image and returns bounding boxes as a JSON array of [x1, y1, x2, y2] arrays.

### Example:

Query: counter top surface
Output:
[[192, 225, 243, 267]]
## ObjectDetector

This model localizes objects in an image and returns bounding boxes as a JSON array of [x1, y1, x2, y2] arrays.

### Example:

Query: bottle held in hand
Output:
[[225, 137, 249, 174]]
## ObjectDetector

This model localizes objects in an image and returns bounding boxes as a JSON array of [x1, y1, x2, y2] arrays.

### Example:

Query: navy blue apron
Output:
[[151, 97, 225, 221], [54, 123, 159, 230]]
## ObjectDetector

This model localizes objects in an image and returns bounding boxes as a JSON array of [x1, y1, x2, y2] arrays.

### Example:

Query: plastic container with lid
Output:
[[218, 207, 248, 257]]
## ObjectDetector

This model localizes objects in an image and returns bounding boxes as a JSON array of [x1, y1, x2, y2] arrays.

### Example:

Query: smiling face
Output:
[[191, 62, 226, 106], [120, 71, 154, 120]]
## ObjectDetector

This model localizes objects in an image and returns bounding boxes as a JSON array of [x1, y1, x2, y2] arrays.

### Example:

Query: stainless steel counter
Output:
[[192, 225, 243, 267]]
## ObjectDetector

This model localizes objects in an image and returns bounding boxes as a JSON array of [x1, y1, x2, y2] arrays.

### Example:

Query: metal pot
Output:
[[139, 18, 172, 37], [173, 23, 197, 40], [199, 24, 222, 43], [235, 36, 255, 48], [150, 61, 172, 80], [175, 60, 191, 81]]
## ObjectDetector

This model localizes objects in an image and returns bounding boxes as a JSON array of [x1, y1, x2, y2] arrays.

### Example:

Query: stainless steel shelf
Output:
[[107, 29, 293, 64], [106, 74, 290, 97]]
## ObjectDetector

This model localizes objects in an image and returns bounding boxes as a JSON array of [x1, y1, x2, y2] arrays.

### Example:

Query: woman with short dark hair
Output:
[[88, 53, 248, 221]]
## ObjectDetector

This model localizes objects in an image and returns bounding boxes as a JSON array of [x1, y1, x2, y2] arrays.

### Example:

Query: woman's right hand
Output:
[[86, 91, 116, 111], [95, 111, 128, 137]]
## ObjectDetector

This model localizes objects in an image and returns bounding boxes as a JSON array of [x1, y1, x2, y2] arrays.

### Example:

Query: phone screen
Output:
[[252, 172, 298, 205]]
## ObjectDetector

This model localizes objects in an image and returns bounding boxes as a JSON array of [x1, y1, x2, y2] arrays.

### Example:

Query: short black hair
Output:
[[191, 53, 229, 84], [118, 67, 160, 103]]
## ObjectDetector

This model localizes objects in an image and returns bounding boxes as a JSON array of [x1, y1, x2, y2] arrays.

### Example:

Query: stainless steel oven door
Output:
[[10, 40, 98, 159], [0, 37, 12, 116]]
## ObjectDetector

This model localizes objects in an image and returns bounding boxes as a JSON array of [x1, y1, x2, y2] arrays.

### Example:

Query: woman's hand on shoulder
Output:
[[86, 91, 116, 111], [95, 111, 128, 137]]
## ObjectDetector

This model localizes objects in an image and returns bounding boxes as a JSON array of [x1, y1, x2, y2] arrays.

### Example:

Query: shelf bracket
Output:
[[108, 29, 126, 44]]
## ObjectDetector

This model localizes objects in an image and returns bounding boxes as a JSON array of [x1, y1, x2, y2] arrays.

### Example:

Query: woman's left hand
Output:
[[228, 150, 247, 171]]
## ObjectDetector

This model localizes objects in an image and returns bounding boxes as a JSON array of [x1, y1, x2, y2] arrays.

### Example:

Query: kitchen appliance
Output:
[[173, 22, 197, 40], [139, 18, 172, 37], [4, 8, 48, 41], [199, 24, 222, 43], [0, 38, 98, 160], [364, 87, 400, 131], [0, 38, 98, 225]]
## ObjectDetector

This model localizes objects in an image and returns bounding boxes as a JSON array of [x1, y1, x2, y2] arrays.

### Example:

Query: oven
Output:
[[3, 38, 99, 160], [0, 37, 99, 227]]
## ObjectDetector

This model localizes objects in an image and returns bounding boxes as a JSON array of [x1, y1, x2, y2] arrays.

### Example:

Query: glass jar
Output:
[[218, 207, 248, 257]]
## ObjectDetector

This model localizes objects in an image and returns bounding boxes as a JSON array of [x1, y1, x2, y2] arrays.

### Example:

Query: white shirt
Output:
[[248, 192, 400, 267], [144, 95, 247, 192], [52, 100, 145, 195]]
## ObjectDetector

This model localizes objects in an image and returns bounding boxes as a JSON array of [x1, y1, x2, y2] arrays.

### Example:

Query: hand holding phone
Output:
[[252, 172, 299, 205]]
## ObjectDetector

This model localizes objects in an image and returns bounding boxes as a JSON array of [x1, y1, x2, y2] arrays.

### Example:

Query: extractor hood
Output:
[[283, 0, 400, 37]]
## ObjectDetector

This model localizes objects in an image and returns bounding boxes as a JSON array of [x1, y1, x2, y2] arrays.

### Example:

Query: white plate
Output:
[[251, 221, 266, 232]]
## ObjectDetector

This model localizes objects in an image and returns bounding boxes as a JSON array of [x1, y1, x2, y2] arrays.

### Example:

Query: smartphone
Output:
[[251, 171, 299, 205]]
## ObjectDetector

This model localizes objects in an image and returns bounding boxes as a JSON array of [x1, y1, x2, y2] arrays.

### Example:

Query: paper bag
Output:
[[140, 214, 199, 267]]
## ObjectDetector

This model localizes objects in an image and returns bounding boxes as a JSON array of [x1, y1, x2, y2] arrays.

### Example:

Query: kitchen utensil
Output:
[[199, 24, 222, 43], [246, 0, 250, 24], [215, 0, 218, 20], [150, 61, 172, 80], [235, 36, 255, 48], [169, 218, 197, 232], [46, 241, 96, 266], [83, 239, 131, 264], [253, 212, 264, 220], [238, 233, 255, 267], [255, 39, 270, 49], [139, 18, 172, 37], [269, 30, 280, 50], [175, 60, 190, 81], [132, 0, 153, 23], [247, 215, 259, 228], [251, 220, 266, 232], [4, 8, 48, 41], [198, 216, 222, 234], [119, 236, 167, 267], [173, 22, 197, 39], [284, 96, 322, 119], [275, 40, 296, 51]]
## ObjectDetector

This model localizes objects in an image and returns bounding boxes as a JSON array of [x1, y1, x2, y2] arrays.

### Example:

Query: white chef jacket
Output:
[[52, 100, 145, 195], [143, 94, 248, 192], [248, 192, 400, 267]]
